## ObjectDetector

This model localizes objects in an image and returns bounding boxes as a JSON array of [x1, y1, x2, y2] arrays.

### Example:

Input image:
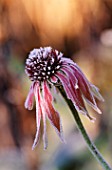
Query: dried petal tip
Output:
[[86, 113, 96, 123], [90, 84, 104, 102]]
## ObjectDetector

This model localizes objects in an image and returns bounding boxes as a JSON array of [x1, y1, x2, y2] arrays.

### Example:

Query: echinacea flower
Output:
[[25, 47, 104, 149]]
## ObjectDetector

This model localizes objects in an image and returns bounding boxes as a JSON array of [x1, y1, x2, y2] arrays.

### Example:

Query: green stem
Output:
[[59, 87, 112, 170]]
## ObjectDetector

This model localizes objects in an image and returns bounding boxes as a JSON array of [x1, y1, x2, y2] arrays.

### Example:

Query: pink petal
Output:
[[42, 81, 64, 142], [70, 65, 102, 114], [24, 82, 35, 110], [50, 75, 58, 83], [69, 78, 87, 113], [61, 67, 78, 87], [57, 71, 95, 121], [61, 57, 75, 65], [69, 79, 95, 121], [41, 100, 48, 150], [56, 72, 74, 101], [57, 72, 88, 115], [56, 72, 80, 107], [43, 113, 48, 150], [32, 84, 42, 150]]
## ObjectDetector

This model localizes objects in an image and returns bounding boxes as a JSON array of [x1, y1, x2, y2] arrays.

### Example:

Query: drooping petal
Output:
[[57, 71, 91, 118], [90, 84, 104, 102], [56, 72, 74, 101], [69, 78, 87, 113], [69, 79, 96, 121], [60, 67, 95, 120], [42, 81, 64, 142], [69, 64, 102, 114], [62, 59, 102, 111], [42, 112, 48, 150], [32, 83, 42, 150], [56, 71, 80, 107], [24, 82, 35, 110], [41, 100, 48, 149], [61, 67, 78, 88]]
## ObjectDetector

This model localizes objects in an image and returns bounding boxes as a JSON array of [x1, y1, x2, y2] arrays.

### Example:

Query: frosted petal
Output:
[[32, 84, 42, 150], [42, 82, 64, 142], [24, 83, 34, 110]]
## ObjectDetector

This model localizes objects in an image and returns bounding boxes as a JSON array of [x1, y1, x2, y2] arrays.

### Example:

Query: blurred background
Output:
[[0, 0, 112, 169]]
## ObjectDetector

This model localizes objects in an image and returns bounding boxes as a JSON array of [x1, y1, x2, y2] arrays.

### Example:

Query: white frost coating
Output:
[[56, 65, 60, 69], [42, 72, 46, 76], [58, 53, 63, 59], [37, 54, 41, 60], [43, 51, 48, 58], [26, 61, 29, 65], [46, 47, 52, 53], [38, 77, 41, 80], [48, 66, 51, 70], [37, 66, 40, 69], [51, 58, 55, 62], [30, 49, 38, 56], [55, 50, 59, 55], [52, 70, 54, 73], [29, 55, 34, 60], [29, 62, 34, 66], [26, 59, 31, 63], [43, 67, 46, 71], [26, 61, 30, 65], [75, 84, 79, 89], [27, 67, 31, 70]]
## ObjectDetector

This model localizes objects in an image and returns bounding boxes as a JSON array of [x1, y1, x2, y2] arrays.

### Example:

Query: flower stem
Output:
[[58, 87, 112, 170]]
